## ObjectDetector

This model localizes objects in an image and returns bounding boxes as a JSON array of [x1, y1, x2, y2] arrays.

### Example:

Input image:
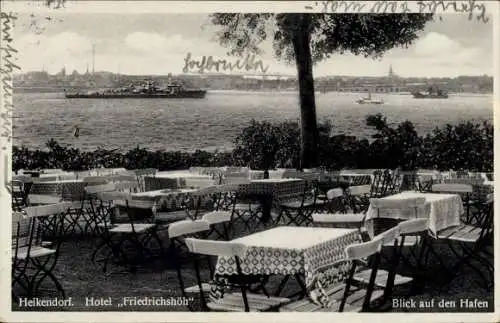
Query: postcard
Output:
[[0, 1, 498, 322]]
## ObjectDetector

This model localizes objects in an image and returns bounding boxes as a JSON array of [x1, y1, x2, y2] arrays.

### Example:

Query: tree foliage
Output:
[[210, 13, 433, 63]]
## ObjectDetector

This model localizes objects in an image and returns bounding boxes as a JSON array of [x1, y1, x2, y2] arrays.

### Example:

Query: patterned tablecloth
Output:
[[247, 170, 288, 180], [214, 226, 362, 306], [238, 178, 305, 198], [131, 188, 210, 211], [30, 179, 87, 201], [365, 191, 463, 238]]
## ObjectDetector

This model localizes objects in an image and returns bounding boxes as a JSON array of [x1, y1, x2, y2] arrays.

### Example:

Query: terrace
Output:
[[10, 167, 494, 312]]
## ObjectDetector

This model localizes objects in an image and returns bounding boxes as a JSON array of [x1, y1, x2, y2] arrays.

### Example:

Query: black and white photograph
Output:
[[1, 0, 497, 321]]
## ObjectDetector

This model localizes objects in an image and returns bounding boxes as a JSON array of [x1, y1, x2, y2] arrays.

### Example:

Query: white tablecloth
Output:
[[365, 191, 463, 237], [215, 226, 362, 291]]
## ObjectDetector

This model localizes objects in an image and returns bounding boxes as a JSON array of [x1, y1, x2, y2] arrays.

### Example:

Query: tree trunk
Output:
[[292, 14, 319, 170]]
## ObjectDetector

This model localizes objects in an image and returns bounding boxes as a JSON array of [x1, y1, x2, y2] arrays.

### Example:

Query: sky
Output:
[[13, 11, 494, 78]]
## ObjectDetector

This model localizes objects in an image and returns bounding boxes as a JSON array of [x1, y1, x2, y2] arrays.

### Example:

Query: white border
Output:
[[1, 1, 499, 322]]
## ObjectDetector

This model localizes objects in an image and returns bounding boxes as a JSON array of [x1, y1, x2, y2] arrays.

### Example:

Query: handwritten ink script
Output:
[[182, 52, 270, 74], [1, 12, 20, 194], [311, 1, 488, 23]]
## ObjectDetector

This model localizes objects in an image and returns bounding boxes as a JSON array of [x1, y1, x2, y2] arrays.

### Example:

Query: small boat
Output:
[[356, 92, 384, 105]]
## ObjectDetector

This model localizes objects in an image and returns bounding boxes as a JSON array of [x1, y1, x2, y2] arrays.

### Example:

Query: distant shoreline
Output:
[[13, 87, 493, 96]]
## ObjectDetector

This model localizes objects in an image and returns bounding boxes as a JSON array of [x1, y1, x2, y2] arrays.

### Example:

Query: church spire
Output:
[[388, 64, 395, 78]]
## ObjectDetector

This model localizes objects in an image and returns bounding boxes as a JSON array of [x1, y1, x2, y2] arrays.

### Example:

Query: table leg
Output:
[[260, 196, 273, 224]]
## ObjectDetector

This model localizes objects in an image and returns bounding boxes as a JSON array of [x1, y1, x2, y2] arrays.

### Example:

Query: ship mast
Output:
[[92, 43, 95, 75]]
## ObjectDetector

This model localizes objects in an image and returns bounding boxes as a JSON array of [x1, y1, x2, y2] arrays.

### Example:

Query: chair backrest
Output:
[[41, 168, 64, 174], [83, 176, 109, 185], [24, 202, 73, 218], [184, 178, 217, 189], [373, 226, 400, 245], [345, 238, 383, 260], [184, 238, 247, 258], [347, 185, 371, 196], [223, 177, 250, 185], [12, 212, 34, 246], [168, 220, 211, 238], [189, 167, 203, 174], [294, 171, 321, 182], [443, 178, 485, 186], [84, 182, 117, 195], [281, 169, 299, 178], [370, 169, 392, 197], [125, 197, 158, 212], [58, 173, 77, 180], [34, 176, 58, 182], [114, 181, 140, 192], [133, 168, 157, 176], [431, 183, 473, 193], [397, 218, 429, 235], [12, 213, 36, 255], [13, 175, 33, 183], [326, 188, 344, 200], [107, 174, 137, 182], [96, 191, 130, 202]]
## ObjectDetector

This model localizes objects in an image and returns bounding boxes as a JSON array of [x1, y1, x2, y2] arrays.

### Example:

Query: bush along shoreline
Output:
[[13, 114, 493, 173]]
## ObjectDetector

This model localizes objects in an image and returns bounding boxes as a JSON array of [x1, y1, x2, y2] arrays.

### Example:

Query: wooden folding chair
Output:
[[14, 203, 68, 298], [202, 184, 240, 241], [184, 238, 290, 312], [354, 219, 428, 306], [370, 170, 393, 198], [84, 183, 117, 236], [12, 212, 36, 298], [345, 184, 372, 213], [223, 176, 263, 234], [11, 179, 32, 211], [281, 238, 385, 312], [434, 195, 493, 290], [275, 181, 318, 226], [312, 188, 368, 239], [94, 191, 163, 273], [133, 168, 157, 192], [167, 220, 212, 311]]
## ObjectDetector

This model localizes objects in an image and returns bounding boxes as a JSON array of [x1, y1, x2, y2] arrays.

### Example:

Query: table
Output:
[[132, 188, 207, 211], [365, 191, 463, 238], [240, 178, 304, 196], [238, 179, 305, 223], [144, 171, 214, 190], [214, 226, 362, 305], [30, 179, 87, 201]]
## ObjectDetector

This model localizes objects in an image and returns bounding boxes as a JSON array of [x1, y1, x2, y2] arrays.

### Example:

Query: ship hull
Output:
[[65, 90, 207, 99], [412, 92, 448, 99]]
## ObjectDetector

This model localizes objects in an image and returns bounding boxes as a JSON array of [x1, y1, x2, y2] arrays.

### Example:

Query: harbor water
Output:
[[13, 91, 493, 152]]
